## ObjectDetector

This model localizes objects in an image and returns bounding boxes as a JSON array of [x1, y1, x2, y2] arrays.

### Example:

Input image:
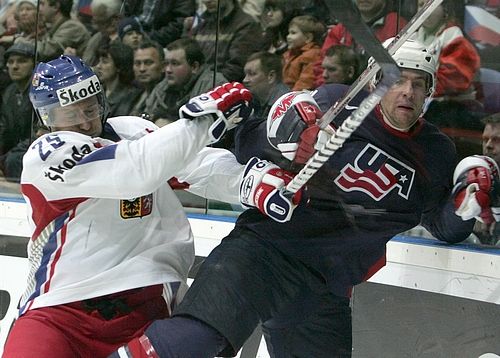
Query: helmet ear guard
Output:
[[30, 55, 109, 128]]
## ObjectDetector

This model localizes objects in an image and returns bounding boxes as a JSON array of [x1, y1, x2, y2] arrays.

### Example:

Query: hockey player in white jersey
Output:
[[2, 55, 256, 357]]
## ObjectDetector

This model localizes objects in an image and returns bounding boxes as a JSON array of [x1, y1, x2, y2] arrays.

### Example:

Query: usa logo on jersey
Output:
[[334, 144, 415, 201]]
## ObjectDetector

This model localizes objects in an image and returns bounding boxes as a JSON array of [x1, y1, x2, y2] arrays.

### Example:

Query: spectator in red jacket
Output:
[[313, 0, 407, 87], [416, 0, 482, 131], [416, 0, 480, 98]]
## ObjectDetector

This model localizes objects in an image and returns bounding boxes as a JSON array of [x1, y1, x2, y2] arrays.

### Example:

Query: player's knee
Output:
[[145, 316, 229, 358]]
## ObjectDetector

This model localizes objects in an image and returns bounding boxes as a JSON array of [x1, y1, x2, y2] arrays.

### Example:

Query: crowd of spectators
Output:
[[0, 0, 498, 239]]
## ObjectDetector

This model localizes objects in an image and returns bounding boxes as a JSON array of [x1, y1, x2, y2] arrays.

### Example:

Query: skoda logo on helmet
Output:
[[56, 75, 102, 107]]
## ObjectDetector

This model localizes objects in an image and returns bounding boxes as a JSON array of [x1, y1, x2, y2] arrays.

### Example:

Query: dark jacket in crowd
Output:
[[125, 0, 196, 47], [189, 1, 263, 82], [107, 84, 144, 118], [0, 82, 35, 181], [145, 64, 226, 122]]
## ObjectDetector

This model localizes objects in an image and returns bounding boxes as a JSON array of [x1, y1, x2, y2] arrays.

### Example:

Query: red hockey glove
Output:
[[452, 155, 500, 224], [179, 82, 253, 143], [239, 157, 302, 223], [267, 91, 335, 165], [112, 334, 159, 358]]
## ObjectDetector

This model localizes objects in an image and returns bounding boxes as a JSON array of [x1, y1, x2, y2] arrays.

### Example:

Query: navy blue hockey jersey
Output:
[[234, 84, 474, 297]]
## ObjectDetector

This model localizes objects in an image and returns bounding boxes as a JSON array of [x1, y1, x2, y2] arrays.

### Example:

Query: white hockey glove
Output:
[[267, 91, 335, 165], [239, 157, 303, 223], [452, 155, 500, 224], [179, 82, 253, 143]]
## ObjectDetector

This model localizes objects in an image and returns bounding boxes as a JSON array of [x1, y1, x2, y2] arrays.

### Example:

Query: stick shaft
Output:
[[318, 0, 444, 130], [285, 0, 444, 194]]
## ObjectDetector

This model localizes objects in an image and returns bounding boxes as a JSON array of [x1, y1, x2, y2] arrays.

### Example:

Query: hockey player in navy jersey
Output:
[[111, 39, 499, 357], [1, 55, 263, 357]]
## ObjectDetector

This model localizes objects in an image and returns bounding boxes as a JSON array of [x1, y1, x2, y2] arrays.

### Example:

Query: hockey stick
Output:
[[284, 0, 443, 195], [318, 0, 443, 130]]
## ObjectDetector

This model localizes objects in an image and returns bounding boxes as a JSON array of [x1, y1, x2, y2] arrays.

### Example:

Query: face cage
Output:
[[36, 92, 109, 128]]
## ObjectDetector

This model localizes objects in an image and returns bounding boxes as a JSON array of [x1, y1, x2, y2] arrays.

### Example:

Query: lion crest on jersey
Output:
[[120, 194, 153, 219], [334, 144, 415, 201]]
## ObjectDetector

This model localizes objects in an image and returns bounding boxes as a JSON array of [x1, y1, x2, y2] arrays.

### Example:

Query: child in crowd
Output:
[[282, 14, 325, 90], [118, 16, 146, 50]]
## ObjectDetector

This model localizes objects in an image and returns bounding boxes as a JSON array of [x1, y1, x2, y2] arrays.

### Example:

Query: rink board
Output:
[[0, 198, 499, 357]]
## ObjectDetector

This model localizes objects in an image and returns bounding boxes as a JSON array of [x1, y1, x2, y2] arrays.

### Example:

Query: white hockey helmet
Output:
[[372, 37, 438, 96]]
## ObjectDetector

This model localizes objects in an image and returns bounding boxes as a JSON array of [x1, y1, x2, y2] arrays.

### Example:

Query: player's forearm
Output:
[[25, 119, 213, 200], [422, 199, 475, 243], [180, 147, 244, 204], [95, 118, 213, 198]]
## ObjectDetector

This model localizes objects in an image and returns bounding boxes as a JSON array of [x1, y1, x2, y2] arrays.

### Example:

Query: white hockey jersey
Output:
[[18, 116, 243, 315]]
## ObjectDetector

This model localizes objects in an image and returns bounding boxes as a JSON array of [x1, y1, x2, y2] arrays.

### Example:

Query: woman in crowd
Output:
[[94, 41, 143, 117], [260, 0, 297, 55]]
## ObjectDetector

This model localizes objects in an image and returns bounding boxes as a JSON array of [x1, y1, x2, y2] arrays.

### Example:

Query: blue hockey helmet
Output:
[[29, 55, 109, 128]]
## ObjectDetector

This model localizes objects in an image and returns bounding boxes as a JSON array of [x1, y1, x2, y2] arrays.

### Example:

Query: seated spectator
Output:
[[260, 0, 297, 55], [482, 112, 500, 182], [322, 0, 407, 51], [417, 0, 482, 130], [37, 0, 90, 61], [82, 0, 122, 66], [0, 0, 18, 40], [75, 0, 93, 33], [0, 41, 35, 182], [144, 38, 227, 127], [130, 40, 165, 117], [320, 44, 361, 86], [123, 0, 195, 47], [242, 51, 289, 119], [282, 14, 325, 91], [185, 0, 263, 82], [417, 0, 480, 98], [118, 16, 146, 50], [314, 0, 407, 86], [471, 112, 500, 246], [0, 0, 40, 49], [94, 42, 143, 118], [235, 50, 290, 162]]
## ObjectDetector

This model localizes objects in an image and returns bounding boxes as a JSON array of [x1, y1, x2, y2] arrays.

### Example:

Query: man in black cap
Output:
[[0, 41, 38, 182]]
